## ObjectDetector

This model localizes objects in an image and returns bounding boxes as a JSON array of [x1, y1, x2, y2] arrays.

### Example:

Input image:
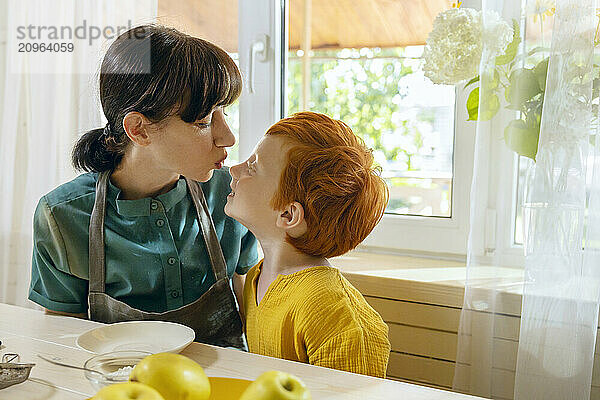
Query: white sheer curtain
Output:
[[515, 0, 599, 398], [0, 0, 157, 306], [454, 0, 600, 399]]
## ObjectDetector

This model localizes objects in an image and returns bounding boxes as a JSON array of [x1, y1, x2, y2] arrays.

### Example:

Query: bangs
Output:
[[175, 37, 242, 122]]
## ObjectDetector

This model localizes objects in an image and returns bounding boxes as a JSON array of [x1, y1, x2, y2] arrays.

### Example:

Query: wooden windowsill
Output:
[[332, 249, 524, 315]]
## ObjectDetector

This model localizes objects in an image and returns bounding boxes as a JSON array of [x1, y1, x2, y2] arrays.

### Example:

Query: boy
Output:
[[225, 112, 390, 378]]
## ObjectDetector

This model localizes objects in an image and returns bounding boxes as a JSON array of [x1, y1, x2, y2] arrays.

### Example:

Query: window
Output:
[[286, 46, 455, 218], [237, 0, 474, 256]]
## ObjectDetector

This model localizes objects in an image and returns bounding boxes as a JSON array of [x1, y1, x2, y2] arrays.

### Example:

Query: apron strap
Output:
[[185, 178, 229, 282], [88, 170, 110, 293]]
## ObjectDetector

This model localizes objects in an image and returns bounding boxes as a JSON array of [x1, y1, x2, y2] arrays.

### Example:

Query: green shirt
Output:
[[28, 168, 259, 314]]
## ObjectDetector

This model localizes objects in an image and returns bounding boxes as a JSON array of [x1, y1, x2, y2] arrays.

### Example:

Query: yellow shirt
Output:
[[243, 260, 390, 378]]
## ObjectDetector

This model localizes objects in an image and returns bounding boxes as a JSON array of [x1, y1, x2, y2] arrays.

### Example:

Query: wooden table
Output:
[[0, 303, 484, 399]]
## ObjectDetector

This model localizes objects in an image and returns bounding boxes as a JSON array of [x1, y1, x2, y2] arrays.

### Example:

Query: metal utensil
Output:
[[0, 353, 35, 390], [37, 354, 122, 382]]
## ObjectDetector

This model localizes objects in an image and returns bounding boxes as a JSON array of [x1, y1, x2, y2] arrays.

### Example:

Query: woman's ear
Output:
[[123, 112, 152, 146], [276, 201, 307, 238]]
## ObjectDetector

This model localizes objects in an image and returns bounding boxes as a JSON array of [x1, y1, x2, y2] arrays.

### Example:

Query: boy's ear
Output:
[[123, 111, 152, 146], [276, 201, 307, 238]]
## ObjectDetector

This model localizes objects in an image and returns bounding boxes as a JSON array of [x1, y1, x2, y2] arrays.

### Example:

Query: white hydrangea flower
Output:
[[423, 8, 513, 85], [482, 10, 514, 55]]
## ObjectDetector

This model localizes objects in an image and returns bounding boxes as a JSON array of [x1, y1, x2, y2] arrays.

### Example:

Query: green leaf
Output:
[[505, 103, 522, 111], [506, 68, 542, 108], [467, 87, 500, 121], [464, 75, 480, 89], [527, 46, 550, 57], [467, 71, 498, 91], [467, 87, 480, 121], [490, 70, 500, 90], [533, 58, 549, 91], [509, 46, 550, 68], [504, 119, 539, 160], [593, 78, 600, 100], [480, 93, 500, 121], [496, 19, 521, 66]]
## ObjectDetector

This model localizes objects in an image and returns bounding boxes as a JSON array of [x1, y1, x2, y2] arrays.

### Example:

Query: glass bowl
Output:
[[84, 350, 152, 391]]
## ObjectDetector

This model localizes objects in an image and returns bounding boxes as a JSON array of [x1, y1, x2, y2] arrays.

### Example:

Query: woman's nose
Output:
[[214, 111, 236, 148]]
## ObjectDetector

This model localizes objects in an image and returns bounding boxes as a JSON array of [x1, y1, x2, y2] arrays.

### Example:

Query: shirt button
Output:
[[170, 290, 179, 298], [156, 219, 165, 227], [151, 202, 158, 210], [168, 257, 177, 265]]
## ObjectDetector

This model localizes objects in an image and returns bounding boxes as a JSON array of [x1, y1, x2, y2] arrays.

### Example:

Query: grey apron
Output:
[[87, 170, 246, 349]]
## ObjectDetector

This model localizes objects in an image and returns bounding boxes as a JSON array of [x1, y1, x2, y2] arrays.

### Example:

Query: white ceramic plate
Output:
[[76, 321, 195, 354]]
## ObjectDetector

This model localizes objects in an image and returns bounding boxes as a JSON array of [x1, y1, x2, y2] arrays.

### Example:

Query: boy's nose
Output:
[[230, 162, 243, 179]]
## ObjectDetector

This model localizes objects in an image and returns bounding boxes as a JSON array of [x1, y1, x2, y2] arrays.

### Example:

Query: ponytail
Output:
[[71, 128, 126, 172]]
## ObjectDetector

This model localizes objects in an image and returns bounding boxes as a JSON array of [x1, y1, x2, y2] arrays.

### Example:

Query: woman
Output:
[[28, 25, 258, 349]]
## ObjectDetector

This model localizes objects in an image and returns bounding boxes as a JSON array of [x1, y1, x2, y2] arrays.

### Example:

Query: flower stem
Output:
[[540, 17, 544, 52]]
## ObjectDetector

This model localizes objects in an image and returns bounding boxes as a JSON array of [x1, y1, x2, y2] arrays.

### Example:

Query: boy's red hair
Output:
[[266, 112, 389, 258]]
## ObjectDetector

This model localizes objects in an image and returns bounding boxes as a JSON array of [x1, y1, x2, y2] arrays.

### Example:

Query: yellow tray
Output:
[[208, 377, 252, 399]]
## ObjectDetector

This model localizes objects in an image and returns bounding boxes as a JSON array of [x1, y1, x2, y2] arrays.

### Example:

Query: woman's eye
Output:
[[195, 121, 211, 128]]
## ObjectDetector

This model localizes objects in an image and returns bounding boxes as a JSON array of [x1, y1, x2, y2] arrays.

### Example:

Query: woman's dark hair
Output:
[[72, 25, 242, 172]]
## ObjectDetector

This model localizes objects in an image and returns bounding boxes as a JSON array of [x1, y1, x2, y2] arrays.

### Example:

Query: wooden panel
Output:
[[374, 296, 600, 397], [389, 376, 454, 392], [389, 324, 457, 361], [388, 352, 455, 387], [344, 272, 465, 308], [490, 338, 600, 386], [337, 251, 525, 316], [491, 338, 518, 371], [365, 296, 461, 332], [338, 251, 600, 398], [491, 368, 514, 400], [493, 314, 521, 341], [491, 368, 600, 400]]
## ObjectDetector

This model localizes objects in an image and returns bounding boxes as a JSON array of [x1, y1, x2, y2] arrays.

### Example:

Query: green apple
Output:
[[239, 370, 311, 400], [93, 382, 165, 400], [129, 353, 210, 400]]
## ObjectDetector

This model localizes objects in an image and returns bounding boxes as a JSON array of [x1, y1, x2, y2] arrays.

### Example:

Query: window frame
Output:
[[238, 0, 527, 261], [360, 84, 473, 256], [237, 0, 285, 160], [461, 0, 526, 268], [486, 2, 527, 268]]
